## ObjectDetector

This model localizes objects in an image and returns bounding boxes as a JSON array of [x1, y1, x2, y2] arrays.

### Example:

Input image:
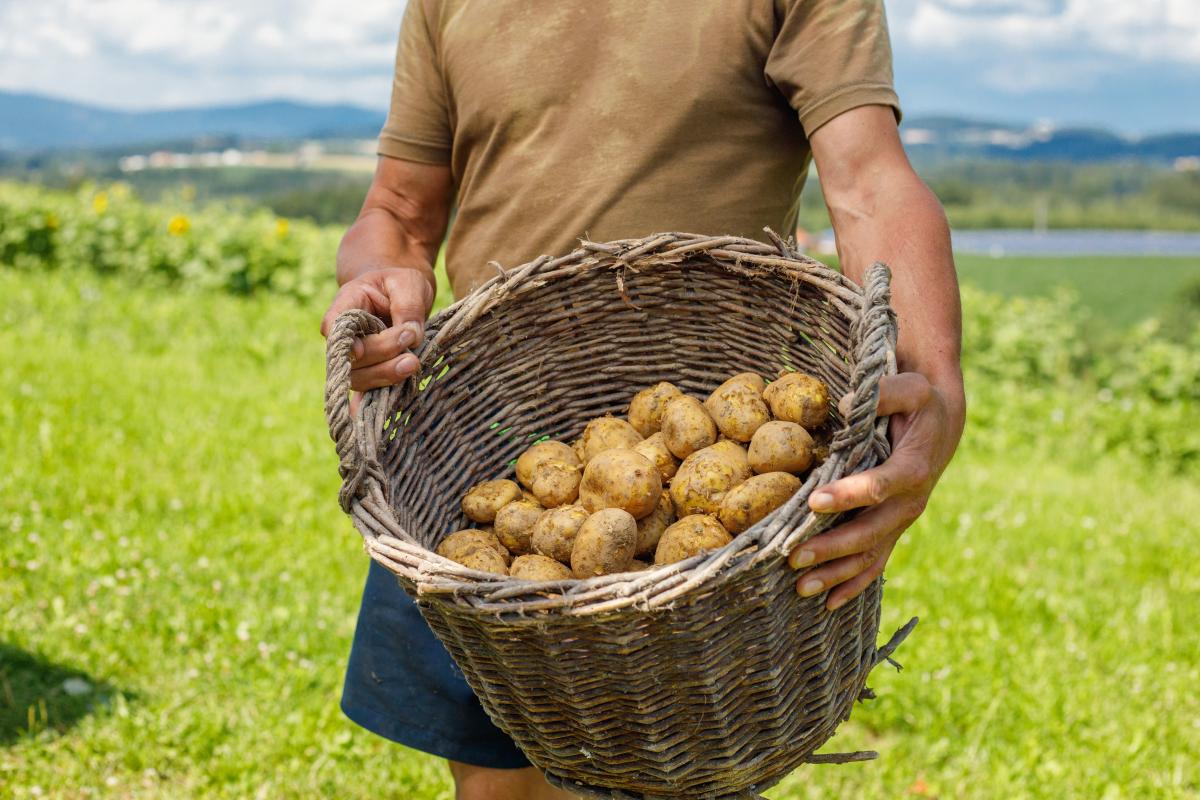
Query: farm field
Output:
[[2, 241, 1198, 796]]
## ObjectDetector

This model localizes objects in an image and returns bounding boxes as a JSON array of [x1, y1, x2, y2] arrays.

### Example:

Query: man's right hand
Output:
[[320, 265, 433, 392]]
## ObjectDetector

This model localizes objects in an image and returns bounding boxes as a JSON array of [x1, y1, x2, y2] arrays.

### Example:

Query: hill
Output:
[[0, 91, 385, 152]]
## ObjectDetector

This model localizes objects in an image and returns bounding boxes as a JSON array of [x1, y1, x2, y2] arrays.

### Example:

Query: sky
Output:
[[0, 0, 1197, 133]]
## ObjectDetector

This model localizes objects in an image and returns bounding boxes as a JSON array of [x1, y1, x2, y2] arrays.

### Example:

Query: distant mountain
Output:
[[902, 115, 1200, 163], [0, 91, 385, 152], [2, 90, 1198, 164]]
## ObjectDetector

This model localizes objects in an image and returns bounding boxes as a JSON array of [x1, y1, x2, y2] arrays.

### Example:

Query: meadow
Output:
[[1, 185, 1198, 798]]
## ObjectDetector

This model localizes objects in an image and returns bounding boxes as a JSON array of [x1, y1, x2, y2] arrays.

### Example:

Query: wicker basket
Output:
[[324, 232, 915, 800]]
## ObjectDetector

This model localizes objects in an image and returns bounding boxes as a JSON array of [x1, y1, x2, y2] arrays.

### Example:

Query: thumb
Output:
[[385, 268, 435, 345]]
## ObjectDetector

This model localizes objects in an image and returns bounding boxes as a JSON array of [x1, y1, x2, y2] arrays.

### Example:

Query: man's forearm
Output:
[[827, 169, 966, 420], [336, 207, 440, 293]]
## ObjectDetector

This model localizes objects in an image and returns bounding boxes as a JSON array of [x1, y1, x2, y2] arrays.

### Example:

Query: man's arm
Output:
[[320, 156, 453, 391], [789, 104, 967, 609]]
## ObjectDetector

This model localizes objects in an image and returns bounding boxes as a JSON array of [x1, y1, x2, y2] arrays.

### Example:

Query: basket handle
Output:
[[324, 309, 388, 512], [836, 262, 897, 469]]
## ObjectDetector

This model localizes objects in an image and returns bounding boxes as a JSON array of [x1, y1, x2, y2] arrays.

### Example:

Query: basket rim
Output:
[[326, 230, 897, 617]]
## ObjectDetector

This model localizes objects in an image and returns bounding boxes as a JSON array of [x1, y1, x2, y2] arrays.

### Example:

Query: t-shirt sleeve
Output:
[[378, 0, 452, 163], [765, 0, 901, 137]]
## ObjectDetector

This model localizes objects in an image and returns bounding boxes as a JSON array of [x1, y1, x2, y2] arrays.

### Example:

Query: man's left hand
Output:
[[787, 372, 962, 610]]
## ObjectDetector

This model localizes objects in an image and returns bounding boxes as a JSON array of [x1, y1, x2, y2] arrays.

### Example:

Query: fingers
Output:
[[350, 353, 422, 392], [876, 372, 934, 418], [835, 372, 933, 422], [795, 535, 898, 610], [350, 321, 424, 369], [809, 458, 907, 513], [823, 547, 892, 611], [788, 499, 913, 568]]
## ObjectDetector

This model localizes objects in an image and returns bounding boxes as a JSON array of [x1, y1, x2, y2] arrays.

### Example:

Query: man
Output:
[[321, 1, 965, 797]]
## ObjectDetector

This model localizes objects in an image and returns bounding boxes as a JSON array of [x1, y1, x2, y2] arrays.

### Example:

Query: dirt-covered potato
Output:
[[509, 554, 573, 581], [633, 432, 679, 481], [726, 372, 767, 394], [635, 490, 676, 557], [718, 472, 803, 534], [453, 546, 509, 575], [530, 460, 582, 507], [461, 479, 522, 523], [436, 529, 511, 565], [579, 449, 663, 519], [571, 508, 637, 578], [705, 374, 771, 442], [627, 382, 683, 437], [515, 441, 581, 488], [661, 395, 718, 459], [763, 372, 831, 429], [531, 504, 589, 563], [493, 499, 543, 555], [747, 420, 815, 474], [578, 416, 643, 463], [653, 514, 733, 565], [669, 443, 753, 517], [627, 559, 653, 572]]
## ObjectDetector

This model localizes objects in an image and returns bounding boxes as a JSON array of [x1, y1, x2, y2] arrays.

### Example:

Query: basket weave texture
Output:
[[324, 232, 912, 800]]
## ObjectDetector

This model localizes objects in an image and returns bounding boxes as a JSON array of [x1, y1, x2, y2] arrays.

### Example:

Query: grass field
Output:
[[2, 262, 1198, 799]]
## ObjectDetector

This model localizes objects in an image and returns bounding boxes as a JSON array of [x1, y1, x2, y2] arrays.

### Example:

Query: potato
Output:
[[578, 416, 643, 463], [633, 432, 679, 481], [660, 395, 717, 459], [705, 375, 771, 442], [515, 441, 580, 488], [493, 499, 543, 555], [669, 443, 753, 517], [436, 529, 511, 565], [707, 439, 751, 474], [718, 472, 803, 534], [453, 546, 509, 575], [530, 459, 582, 506], [579, 449, 663, 519], [461, 479, 522, 523], [635, 490, 676, 557], [726, 371, 766, 394], [763, 372, 831, 429], [627, 382, 683, 437], [627, 559, 653, 572], [531, 504, 589, 563], [747, 420, 815, 474], [509, 554, 573, 581], [654, 514, 733, 565], [571, 508, 637, 578]]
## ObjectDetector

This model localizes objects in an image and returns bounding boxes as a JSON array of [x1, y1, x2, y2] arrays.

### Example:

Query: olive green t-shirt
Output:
[[380, 0, 900, 299]]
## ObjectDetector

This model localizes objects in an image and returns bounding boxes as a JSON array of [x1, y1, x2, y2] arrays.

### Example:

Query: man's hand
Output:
[[321, 266, 433, 391], [803, 105, 967, 611], [788, 373, 961, 610], [320, 156, 452, 394]]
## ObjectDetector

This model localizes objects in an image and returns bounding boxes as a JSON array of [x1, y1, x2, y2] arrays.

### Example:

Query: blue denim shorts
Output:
[[341, 560, 531, 769]]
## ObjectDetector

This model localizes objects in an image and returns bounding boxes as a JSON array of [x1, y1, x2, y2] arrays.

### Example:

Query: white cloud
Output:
[[0, 0, 406, 108], [895, 0, 1200, 65]]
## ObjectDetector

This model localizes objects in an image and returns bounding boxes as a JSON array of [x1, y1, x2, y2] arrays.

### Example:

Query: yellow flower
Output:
[[167, 214, 191, 236], [275, 218, 290, 238], [44, 212, 60, 230], [92, 192, 109, 214]]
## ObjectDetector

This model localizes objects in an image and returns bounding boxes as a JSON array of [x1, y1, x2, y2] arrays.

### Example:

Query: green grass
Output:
[[1, 268, 1197, 798], [955, 255, 1200, 329]]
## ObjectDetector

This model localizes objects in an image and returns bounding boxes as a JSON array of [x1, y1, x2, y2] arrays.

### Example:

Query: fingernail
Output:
[[790, 549, 815, 569], [809, 491, 834, 512], [398, 330, 415, 349], [799, 578, 823, 597], [396, 355, 418, 376], [404, 321, 425, 345]]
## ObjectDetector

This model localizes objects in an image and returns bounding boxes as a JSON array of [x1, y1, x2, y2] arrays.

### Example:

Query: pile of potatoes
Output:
[[436, 370, 831, 582]]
